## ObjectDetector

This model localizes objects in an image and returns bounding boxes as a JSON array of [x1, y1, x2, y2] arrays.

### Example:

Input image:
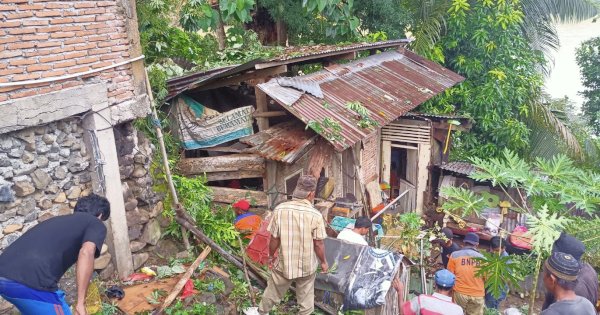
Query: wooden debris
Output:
[[178, 154, 265, 175], [210, 186, 268, 207], [117, 277, 180, 315], [174, 209, 267, 288], [210, 266, 230, 279], [155, 246, 212, 314]]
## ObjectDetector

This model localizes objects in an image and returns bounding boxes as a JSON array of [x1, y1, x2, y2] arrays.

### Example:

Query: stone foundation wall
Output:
[[94, 121, 163, 279], [0, 118, 92, 252]]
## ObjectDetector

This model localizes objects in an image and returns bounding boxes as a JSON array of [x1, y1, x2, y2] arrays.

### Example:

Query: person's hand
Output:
[[392, 278, 404, 294], [320, 261, 329, 273], [268, 256, 277, 269], [75, 302, 87, 315]]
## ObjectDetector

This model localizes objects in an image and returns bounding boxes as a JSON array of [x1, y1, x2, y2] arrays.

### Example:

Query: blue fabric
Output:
[[234, 212, 255, 224], [485, 250, 509, 309], [0, 277, 71, 315], [485, 288, 507, 309]]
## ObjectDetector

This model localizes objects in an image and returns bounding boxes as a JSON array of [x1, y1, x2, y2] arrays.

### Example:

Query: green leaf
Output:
[[475, 252, 519, 299], [440, 186, 486, 217], [317, 0, 327, 12], [526, 205, 571, 254]]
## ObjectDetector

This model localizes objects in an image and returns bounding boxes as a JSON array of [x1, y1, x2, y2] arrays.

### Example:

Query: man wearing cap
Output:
[[542, 233, 598, 310], [258, 175, 328, 315], [436, 227, 460, 268], [232, 199, 262, 239], [392, 269, 464, 314], [541, 251, 596, 314], [337, 216, 371, 246], [447, 232, 485, 315]]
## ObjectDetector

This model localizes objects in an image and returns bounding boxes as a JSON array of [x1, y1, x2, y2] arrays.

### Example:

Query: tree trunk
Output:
[[216, 9, 226, 50], [276, 19, 287, 46]]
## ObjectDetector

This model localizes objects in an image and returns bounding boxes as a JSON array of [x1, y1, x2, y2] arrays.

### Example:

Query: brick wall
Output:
[[361, 130, 379, 183], [0, 0, 137, 105]]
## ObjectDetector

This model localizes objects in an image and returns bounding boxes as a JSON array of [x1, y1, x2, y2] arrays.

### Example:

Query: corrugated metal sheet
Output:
[[165, 60, 261, 101], [240, 121, 317, 163], [438, 161, 476, 176], [165, 40, 410, 101], [406, 112, 472, 121], [266, 39, 410, 62], [258, 49, 465, 151]]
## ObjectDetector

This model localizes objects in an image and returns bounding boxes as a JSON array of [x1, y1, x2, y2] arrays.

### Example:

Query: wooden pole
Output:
[[237, 236, 257, 306], [143, 69, 190, 250], [154, 246, 212, 314], [370, 189, 410, 222]]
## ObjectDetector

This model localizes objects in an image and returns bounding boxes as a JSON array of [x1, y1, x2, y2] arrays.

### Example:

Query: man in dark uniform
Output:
[[0, 194, 110, 315], [542, 233, 598, 310], [437, 227, 460, 268]]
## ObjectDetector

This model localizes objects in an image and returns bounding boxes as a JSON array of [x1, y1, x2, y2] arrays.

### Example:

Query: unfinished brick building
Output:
[[0, 0, 157, 282]]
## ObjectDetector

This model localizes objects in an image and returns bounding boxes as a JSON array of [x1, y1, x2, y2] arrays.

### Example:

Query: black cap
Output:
[[552, 233, 585, 261], [441, 227, 454, 239], [464, 232, 479, 245], [354, 217, 372, 228], [545, 251, 580, 281]]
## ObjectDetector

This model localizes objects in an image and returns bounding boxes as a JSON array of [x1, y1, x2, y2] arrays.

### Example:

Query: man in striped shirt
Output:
[[258, 175, 328, 315]]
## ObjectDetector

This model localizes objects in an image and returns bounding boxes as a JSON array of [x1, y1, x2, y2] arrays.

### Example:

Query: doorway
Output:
[[382, 143, 418, 212]]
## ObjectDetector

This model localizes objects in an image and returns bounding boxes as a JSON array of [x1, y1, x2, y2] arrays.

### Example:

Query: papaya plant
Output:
[[441, 150, 599, 313]]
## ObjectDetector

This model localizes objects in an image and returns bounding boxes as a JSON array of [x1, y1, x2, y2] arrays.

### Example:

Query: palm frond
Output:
[[520, 0, 598, 72], [526, 101, 583, 159], [522, 0, 598, 23], [407, 0, 449, 57]]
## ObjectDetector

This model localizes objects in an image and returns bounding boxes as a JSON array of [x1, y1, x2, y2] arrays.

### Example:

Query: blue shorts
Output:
[[0, 277, 71, 315]]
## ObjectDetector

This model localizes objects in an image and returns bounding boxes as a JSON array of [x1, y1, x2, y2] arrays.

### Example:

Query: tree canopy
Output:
[[576, 36, 600, 136]]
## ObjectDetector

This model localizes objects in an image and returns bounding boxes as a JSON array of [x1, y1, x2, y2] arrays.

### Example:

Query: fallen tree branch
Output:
[[154, 246, 212, 314], [175, 207, 334, 314], [174, 213, 267, 288]]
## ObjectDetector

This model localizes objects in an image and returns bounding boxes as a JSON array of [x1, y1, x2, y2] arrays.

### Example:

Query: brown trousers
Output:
[[258, 270, 316, 315], [453, 291, 485, 315]]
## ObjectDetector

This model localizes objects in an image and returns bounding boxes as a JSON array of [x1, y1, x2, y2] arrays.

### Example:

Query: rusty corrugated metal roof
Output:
[[259, 39, 410, 65], [438, 162, 476, 176], [165, 40, 410, 101], [165, 61, 260, 101], [240, 121, 317, 163], [257, 49, 465, 151], [406, 112, 472, 121]]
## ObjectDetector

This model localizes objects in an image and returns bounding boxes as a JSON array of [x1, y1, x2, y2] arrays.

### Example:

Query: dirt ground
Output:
[[502, 293, 543, 314]]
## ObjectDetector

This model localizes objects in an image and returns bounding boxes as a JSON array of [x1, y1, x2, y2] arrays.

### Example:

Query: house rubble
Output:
[[166, 40, 468, 217]]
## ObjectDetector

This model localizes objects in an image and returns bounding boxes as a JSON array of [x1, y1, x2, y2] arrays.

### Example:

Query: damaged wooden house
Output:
[[164, 40, 466, 218]]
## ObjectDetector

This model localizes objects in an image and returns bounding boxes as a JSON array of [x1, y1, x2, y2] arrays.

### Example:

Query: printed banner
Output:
[[174, 96, 255, 149]]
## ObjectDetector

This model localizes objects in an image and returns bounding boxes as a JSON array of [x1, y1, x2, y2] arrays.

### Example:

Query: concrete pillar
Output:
[[84, 94, 133, 279]]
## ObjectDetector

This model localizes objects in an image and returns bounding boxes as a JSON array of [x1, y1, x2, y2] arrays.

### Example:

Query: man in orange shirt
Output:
[[447, 233, 485, 315]]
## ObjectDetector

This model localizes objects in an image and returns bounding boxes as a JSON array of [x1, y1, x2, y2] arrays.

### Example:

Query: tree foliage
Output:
[[442, 150, 597, 307], [442, 149, 600, 218], [576, 36, 600, 136], [419, 0, 546, 159]]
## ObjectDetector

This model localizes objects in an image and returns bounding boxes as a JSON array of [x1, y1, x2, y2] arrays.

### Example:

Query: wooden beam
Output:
[[200, 170, 264, 181], [210, 186, 268, 207], [178, 154, 265, 175], [156, 246, 212, 314], [432, 121, 471, 132], [193, 65, 287, 91], [255, 78, 269, 131], [323, 52, 356, 66], [200, 146, 244, 153], [252, 110, 287, 118]]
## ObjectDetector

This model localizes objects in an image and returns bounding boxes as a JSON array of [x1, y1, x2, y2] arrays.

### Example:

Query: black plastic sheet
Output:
[[315, 238, 403, 311]]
